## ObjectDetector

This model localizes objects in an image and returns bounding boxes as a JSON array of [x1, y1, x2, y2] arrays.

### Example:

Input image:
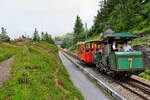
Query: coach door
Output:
[[85, 43, 91, 63], [91, 42, 96, 63]]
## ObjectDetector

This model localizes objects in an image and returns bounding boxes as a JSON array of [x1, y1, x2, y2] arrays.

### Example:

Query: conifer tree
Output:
[[73, 16, 84, 44], [1, 27, 7, 35], [33, 28, 40, 42], [41, 32, 45, 41], [0, 27, 10, 42]]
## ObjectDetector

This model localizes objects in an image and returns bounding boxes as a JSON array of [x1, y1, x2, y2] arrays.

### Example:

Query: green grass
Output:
[[131, 35, 150, 47], [87, 34, 101, 41], [68, 45, 77, 55], [0, 44, 20, 62], [138, 70, 150, 80], [0, 42, 83, 100]]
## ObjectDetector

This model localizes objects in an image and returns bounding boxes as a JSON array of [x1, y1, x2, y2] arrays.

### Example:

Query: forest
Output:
[[89, 0, 150, 36], [60, 0, 150, 48]]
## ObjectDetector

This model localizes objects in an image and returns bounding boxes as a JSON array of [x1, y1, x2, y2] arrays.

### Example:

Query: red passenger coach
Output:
[[77, 40, 103, 63]]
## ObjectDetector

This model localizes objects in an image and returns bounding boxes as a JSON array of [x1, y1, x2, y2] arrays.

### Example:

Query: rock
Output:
[[133, 45, 150, 68]]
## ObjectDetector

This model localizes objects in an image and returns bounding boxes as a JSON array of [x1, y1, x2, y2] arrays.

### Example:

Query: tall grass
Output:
[[0, 45, 20, 62], [138, 70, 150, 80]]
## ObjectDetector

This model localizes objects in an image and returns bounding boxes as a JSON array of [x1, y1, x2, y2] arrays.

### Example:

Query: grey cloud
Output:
[[0, 0, 100, 39]]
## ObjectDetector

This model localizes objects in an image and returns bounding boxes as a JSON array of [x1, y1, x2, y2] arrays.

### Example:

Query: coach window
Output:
[[83, 45, 85, 53], [90, 43, 92, 52], [96, 43, 100, 52], [81, 45, 83, 53], [86, 43, 90, 52]]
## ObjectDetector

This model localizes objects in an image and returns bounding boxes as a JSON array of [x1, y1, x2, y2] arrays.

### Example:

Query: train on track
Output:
[[77, 32, 145, 77]]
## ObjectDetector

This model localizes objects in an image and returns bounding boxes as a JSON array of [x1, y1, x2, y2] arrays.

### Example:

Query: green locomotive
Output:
[[94, 33, 145, 77]]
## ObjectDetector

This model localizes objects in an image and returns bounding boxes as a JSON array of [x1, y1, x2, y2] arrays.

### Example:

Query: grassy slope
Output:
[[131, 35, 150, 47], [0, 45, 20, 62], [0, 41, 83, 100], [87, 34, 101, 41]]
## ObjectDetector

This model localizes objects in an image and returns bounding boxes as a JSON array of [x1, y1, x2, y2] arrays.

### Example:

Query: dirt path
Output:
[[0, 56, 15, 86]]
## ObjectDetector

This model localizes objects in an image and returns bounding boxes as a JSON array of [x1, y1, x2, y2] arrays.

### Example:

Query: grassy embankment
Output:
[[0, 44, 20, 62], [0, 41, 83, 100]]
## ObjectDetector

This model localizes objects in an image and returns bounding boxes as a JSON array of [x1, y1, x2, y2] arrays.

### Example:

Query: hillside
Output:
[[55, 33, 73, 41], [89, 0, 150, 37], [0, 41, 83, 100]]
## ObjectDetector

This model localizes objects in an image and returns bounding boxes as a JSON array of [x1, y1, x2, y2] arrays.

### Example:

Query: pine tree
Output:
[[41, 32, 45, 41], [73, 16, 84, 44], [0, 27, 10, 42], [1, 27, 7, 35], [33, 28, 40, 42]]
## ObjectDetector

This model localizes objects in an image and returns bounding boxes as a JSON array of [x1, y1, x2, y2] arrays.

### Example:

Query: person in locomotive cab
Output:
[[123, 42, 134, 51], [111, 41, 118, 51]]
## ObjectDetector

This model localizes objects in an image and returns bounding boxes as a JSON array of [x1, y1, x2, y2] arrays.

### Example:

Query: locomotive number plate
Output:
[[128, 58, 133, 69]]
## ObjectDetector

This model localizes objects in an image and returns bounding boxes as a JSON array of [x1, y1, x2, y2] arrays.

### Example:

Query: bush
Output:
[[138, 70, 150, 80]]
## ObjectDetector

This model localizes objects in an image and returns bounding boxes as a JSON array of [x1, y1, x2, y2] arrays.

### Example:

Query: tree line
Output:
[[71, 0, 150, 46], [0, 27, 10, 42], [32, 28, 54, 44], [0, 27, 54, 44], [89, 0, 150, 36]]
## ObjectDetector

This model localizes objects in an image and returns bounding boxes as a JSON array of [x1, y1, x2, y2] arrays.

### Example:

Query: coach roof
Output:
[[77, 40, 102, 45]]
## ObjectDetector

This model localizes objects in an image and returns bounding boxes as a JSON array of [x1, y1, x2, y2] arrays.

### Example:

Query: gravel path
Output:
[[59, 51, 110, 100], [0, 56, 15, 86]]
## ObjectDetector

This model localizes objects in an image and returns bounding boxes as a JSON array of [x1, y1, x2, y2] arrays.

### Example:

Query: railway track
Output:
[[116, 80, 150, 100], [63, 50, 150, 100], [128, 78, 150, 95]]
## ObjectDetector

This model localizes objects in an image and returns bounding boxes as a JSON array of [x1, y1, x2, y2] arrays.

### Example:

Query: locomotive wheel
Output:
[[96, 62, 103, 72], [124, 73, 132, 78]]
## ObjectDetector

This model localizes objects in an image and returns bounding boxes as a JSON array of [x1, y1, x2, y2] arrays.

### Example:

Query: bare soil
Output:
[[0, 56, 15, 86]]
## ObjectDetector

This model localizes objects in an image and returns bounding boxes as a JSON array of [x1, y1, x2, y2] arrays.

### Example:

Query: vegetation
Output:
[[0, 27, 10, 42], [33, 28, 40, 42], [0, 41, 83, 100], [73, 16, 84, 44], [41, 32, 54, 44], [139, 70, 150, 80], [89, 0, 150, 36], [131, 35, 150, 47], [55, 33, 73, 49], [0, 44, 20, 62], [32, 28, 54, 44], [68, 45, 77, 55], [61, 40, 70, 49], [87, 34, 102, 41]]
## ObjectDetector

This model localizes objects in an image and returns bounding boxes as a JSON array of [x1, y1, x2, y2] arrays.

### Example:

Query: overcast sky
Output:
[[0, 0, 100, 39]]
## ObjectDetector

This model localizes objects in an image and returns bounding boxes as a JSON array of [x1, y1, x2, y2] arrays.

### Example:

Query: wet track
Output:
[[59, 51, 110, 100]]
